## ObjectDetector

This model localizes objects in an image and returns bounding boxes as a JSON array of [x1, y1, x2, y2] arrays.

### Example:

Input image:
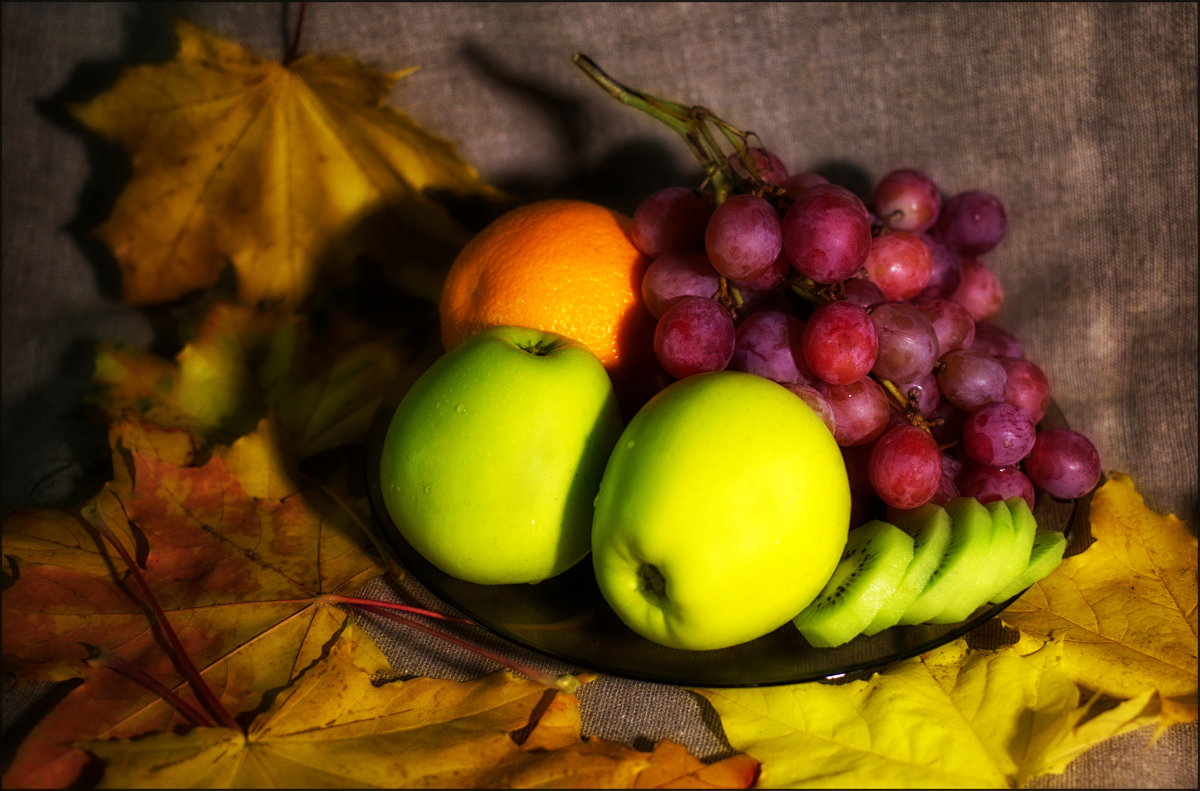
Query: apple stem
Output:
[[352, 603, 581, 694], [88, 512, 243, 732]]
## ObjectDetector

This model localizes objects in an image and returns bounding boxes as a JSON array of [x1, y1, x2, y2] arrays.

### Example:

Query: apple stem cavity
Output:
[[516, 339, 562, 356], [637, 563, 668, 603]]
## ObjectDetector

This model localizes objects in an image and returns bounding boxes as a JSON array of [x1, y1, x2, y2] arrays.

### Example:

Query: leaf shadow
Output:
[[33, 2, 185, 307], [458, 40, 704, 216]]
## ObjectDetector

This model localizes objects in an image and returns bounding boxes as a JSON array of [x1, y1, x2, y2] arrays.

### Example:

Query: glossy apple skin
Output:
[[592, 371, 850, 650], [379, 326, 623, 585]]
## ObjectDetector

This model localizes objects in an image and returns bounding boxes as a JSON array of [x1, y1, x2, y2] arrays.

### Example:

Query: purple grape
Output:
[[936, 349, 1007, 411], [957, 464, 1035, 510], [641, 251, 721, 319], [1025, 428, 1102, 500], [780, 171, 829, 200], [630, 186, 714, 258], [729, 310, 811, 384], [940, 452, 964, 482], [705, 194, 783, 282], [862, 230, 933, 302], [916, 298, 976, 356], [869, 302, 940, 382], [952, 258, 1005, 323], [928, 397, 969, 447], [912, 233, 963, 302], [998, 356, 1051, 424], [868, 424, 942, 509], [815, 376, 891, 447], [971, 321, 1024, 358], [892, 372, 940, 416], [728, 147, 789, 185], [842, 277, 886, 308], [930, 471, 961, 506], [783, 382, 837, 435], [802, 301, 878, 385], [933, 190, 1007, 255], [653, 296, 735, 379], [781, 184, 873, 284], [961, 401, 1037, 466], [731, 250, 790, 291], [872, 169, 941, 233]]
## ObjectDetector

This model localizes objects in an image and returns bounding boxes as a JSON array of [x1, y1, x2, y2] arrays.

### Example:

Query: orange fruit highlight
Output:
[[439, 199, 658, 407]]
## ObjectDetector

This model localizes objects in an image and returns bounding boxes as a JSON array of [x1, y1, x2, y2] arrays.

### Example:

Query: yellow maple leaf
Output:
[[695, 635, 1159, 789], [70, 17, 503, 309], [80, 623, 758, 789], [91, 300, 434, 457], [1001, 473, 1198, 706]]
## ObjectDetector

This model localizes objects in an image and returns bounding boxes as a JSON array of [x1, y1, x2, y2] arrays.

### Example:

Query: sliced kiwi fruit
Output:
[[861, 505, 953, 636], [900, 497, 996, 625], [985, 496, 1038, 601], [989, 529, 1068, 603], [978, 499, 1033, 604], [793, 520, 914, 647]]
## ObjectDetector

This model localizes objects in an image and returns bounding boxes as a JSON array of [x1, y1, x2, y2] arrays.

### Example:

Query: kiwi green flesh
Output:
[[984, 497, 1038, 600], [900, 497, 996, 625], [862, 507, 953, 636], [793, 520, 914, 648], [988, 530, 1067, 604], [979, 499, 1031, 605]]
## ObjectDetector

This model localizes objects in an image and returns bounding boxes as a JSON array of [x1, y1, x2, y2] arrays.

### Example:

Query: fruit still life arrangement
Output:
[[3, 16, 1194, 790], [377, 55, 1096, 653]]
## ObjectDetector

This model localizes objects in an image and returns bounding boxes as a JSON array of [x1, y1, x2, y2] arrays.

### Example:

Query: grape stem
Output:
[[572, 53, 754, 203]]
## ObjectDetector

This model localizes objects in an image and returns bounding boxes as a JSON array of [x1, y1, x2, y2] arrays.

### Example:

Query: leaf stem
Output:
[[324, 594, 473, 624], [88, 514, 242, 731], [86, 646, 215, 729], [354, 603, 581, 694], [284, 2, 308, 65]]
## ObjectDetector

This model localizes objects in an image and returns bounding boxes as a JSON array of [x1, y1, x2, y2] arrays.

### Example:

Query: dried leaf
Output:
[[69, 17, 502, 308], [695, 635, 1158, 789], [1001, 473, 1198, 705], [2, 417, 383, 788], [80, 624, 757, 789], [91, 301, 430, 457]]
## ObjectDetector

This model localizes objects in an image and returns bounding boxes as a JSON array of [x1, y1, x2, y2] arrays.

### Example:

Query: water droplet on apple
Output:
[[625, 440, 636, 449], [455, 403, 467, 413]]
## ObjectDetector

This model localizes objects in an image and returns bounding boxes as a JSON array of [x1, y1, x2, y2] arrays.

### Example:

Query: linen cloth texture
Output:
[[2, 3, 1196, 788]]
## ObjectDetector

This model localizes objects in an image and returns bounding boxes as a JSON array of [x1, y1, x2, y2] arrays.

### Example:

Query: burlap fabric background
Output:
[[3, 2, 1196, 788]]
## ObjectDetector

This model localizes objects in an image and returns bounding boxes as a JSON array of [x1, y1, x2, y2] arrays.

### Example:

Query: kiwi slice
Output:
[[899, 497, 995, 625], [985, 497, 1038, 601], [978, 499, 1033, 603], [989, 530, 1067, 603], [862, 505, 953, 636], [793, 520, 914, 647]]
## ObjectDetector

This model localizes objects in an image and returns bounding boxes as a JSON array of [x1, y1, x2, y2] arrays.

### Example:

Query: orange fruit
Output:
[[439, 199, 658, 407]]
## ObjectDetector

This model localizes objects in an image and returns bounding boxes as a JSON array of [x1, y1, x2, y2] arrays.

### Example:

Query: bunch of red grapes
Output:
[[629, 152, 1101, 520]]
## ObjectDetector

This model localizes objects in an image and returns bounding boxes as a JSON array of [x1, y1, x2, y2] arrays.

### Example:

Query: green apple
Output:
[[378, 325, 623, 585], [592, 371, 850, 650]]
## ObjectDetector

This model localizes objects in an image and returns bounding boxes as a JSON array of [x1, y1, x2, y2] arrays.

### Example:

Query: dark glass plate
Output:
[[365, 400, 1083, 687]]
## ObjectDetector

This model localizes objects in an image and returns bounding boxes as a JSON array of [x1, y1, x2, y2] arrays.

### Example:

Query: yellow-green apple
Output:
[[591, 370, 850, 650], [378, 326, 623, 585]]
